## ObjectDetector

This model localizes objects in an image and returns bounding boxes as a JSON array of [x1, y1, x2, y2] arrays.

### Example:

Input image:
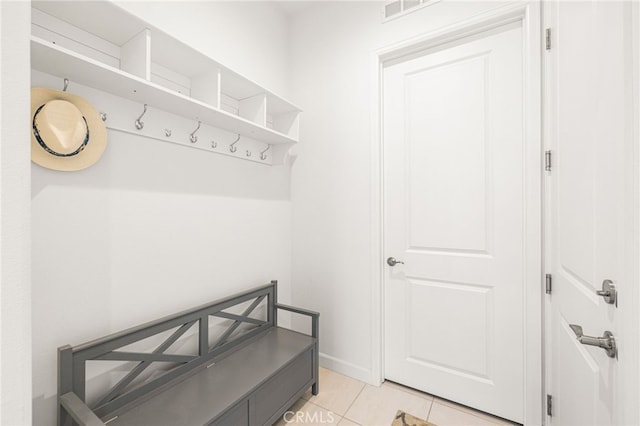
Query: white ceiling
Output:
[[272, 1, 319, 17]]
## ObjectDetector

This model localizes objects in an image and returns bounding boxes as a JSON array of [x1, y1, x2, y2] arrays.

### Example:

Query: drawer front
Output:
[[210, 400, 249, 426], [253, 350, 313, 424]]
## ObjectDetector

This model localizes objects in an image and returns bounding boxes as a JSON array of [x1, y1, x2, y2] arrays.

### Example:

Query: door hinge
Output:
[[545, 274, 552, 294], [545, 28, 551, 50], [547, 394, 553, 416], [545, 150, 552, 171]]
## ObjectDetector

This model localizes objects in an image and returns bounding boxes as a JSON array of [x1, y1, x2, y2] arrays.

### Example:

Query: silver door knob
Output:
[[387, 257, 404, 266], [569, 324, 617, 358], [596, 279, 617, 306]]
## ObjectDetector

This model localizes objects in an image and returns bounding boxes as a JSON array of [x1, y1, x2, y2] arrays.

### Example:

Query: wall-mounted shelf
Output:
[[30, 1, 301, 165]]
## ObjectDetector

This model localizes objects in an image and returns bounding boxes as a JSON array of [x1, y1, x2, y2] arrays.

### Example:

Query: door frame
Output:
[[633, 4, 640, 425], [369, 3, 543, 424]]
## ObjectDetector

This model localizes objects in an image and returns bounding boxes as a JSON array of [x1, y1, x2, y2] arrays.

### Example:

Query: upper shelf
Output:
[[30, 1, 301, 150], [31, 37, 297, 146]]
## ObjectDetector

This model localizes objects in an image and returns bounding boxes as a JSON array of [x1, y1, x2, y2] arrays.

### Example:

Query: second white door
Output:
[[544, 2, 636, 425], [383, 23, 526, 423]]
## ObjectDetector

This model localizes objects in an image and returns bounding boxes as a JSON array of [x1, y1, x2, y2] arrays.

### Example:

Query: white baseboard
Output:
[[319, 353, 382, 386]]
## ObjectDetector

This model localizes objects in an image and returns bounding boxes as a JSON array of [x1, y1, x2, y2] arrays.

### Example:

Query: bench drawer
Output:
[[253, 349, 314, 424]]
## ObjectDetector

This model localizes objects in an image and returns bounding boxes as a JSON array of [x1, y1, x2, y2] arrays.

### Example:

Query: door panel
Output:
[[554, 318, 600, 425], [405, 54, 489, 253], [383, 24, 524, 423], [406, 278, 492, 377]]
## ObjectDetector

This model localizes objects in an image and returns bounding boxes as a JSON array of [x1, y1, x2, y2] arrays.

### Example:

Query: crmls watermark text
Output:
[[283, 410, 336, 424]]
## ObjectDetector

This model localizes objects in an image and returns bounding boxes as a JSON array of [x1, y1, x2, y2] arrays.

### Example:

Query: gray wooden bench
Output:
[[57, 281, 319, 426]]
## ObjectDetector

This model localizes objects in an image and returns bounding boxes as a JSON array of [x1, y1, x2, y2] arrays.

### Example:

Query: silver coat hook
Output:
[[190, 120, 201, 143], [260, 145, 270, 160], [211, 140, 217, 149], [229, 134, 240, 153], [63, 78, 69, 92], [99, 112, 107, 122], [135, 104, 147, 130], [246, 150, 252, 157], [164, 129, 172, 137]]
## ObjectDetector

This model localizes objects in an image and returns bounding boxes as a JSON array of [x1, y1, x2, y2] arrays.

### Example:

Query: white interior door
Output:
[[383, 23, 525, 423], [545, 2, 636, 425]]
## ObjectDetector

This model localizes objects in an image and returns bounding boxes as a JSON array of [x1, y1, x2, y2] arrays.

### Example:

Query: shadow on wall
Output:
[[31, 129, 291, 202], [30, 70, 291, 202]]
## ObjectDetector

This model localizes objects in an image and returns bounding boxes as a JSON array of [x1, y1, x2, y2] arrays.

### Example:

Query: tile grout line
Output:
[[431, 399, 513, 426], [382, 381, 435, 422], [302, 372, 367, 422], [340, 383, 368, 424], [300, 399, 346, 425], [383, 380, 435, 400], [425, 397, 435, 422]]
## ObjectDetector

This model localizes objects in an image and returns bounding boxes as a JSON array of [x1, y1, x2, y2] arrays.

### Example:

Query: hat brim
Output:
[[31, 87, 107, 171]]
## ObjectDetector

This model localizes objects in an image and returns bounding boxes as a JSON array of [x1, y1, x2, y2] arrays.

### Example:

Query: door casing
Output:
[[633, 4, 640, 424], [370, 3, 542, 424]]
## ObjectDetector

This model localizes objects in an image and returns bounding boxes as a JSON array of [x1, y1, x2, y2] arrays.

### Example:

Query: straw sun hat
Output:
[[31, 87, 107, 171]]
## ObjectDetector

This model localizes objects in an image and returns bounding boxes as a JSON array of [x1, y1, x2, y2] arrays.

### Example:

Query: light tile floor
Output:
[[275, 368, 517, 426]]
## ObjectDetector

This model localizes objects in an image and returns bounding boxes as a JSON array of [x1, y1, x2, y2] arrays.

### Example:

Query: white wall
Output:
[[289, 1, 510, 383], [31, 2, 293, 425], [0, 1, 32, 425]]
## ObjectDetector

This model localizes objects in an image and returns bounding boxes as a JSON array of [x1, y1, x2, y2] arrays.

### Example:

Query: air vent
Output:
[[404, 0, 420, 9], [384, 1, 402, 19], [383, 0, 441, 21]]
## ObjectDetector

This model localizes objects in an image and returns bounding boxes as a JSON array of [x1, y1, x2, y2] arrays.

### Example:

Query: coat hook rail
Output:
[[260, 145, 270, 160], [135, 104, 148, 130], [190, 120, 201, 143], [229, 135, 240, 153], [63, 78, 69, 92]]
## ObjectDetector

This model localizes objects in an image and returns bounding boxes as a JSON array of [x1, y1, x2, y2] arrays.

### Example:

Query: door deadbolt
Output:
[[596, 279, 617, 306]]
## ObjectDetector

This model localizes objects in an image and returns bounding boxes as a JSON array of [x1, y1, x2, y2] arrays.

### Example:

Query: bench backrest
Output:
[[58, 281, 278, 424]]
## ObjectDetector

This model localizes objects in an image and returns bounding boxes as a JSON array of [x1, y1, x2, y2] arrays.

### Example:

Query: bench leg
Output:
[[312, 382, 319, 396]]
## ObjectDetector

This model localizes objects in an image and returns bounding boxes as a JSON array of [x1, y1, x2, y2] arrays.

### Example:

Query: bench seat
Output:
[[109, 328, 315, 426], [57, 282, 319, 426]]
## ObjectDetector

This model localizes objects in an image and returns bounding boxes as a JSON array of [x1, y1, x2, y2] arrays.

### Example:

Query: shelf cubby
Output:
[[239, 94, 267, 127], [120, 29, 151, 80], [267, 95, 301, 140], [30, 0, 301, 164]]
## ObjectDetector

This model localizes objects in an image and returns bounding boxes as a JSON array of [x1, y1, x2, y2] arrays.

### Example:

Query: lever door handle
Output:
[[569, 324, 617, 358], [387, 257, 404, 267]]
